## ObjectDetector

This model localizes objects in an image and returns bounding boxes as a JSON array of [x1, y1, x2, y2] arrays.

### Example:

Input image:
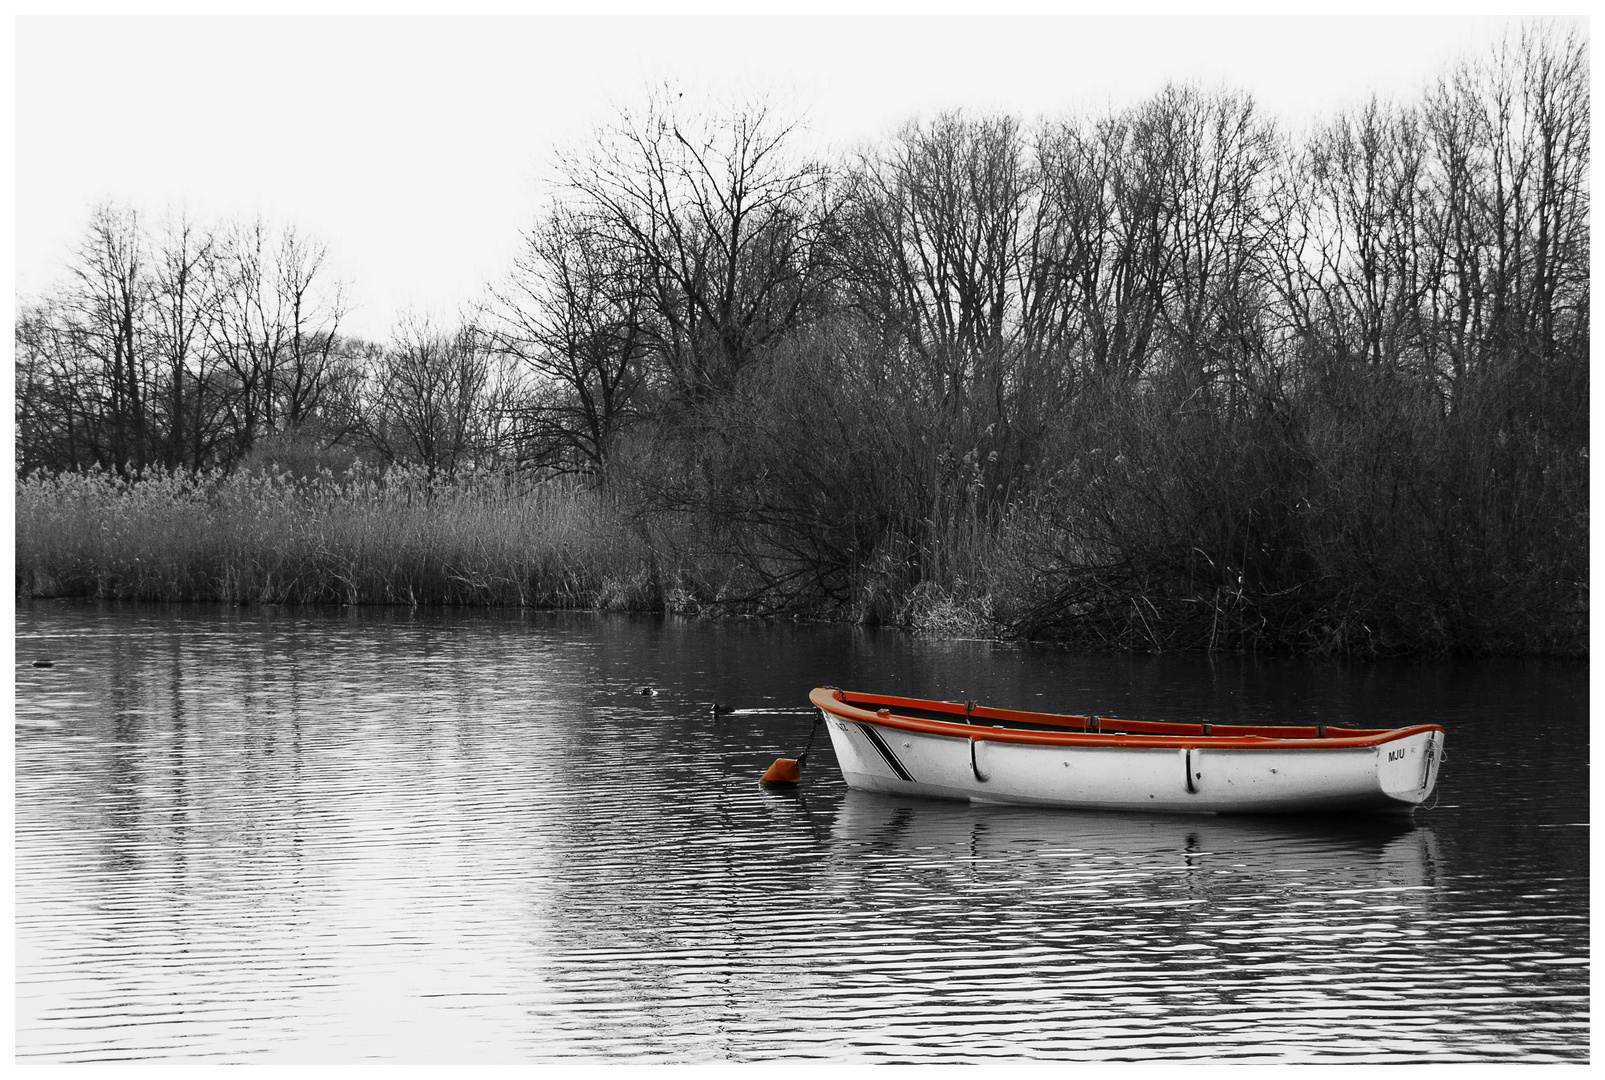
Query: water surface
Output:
[[14, 602, 1588, 1062]]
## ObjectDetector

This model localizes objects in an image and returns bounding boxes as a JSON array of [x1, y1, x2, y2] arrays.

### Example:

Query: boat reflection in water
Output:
[[827, 787, 1442, 896], [798, 790, 1458, 1060]]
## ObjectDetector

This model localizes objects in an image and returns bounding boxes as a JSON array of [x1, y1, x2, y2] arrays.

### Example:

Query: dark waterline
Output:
[[14, 601, 1589, 1062]]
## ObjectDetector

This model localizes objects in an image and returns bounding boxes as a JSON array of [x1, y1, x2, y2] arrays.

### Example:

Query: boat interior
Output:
[[824, 688, 1390, 742]]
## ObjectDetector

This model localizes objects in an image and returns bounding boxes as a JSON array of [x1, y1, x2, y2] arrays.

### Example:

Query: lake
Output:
[[14, 601, 1589, 1063]]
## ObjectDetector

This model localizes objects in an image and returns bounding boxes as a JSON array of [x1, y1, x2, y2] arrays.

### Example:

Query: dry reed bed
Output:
[[16, 467, 656, 608]]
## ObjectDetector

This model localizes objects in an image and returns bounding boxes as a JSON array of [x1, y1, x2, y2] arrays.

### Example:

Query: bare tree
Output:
[[558, 90, 840, 405], [1274, 96, 1430, 379], [211, 217, 347, 459], [59, 204, 152, 471], [842, 112, 1037, 414], [275, 227, 346, 427], [493, 206, 652, 473], [1038, 106, 1172, 387], [1146, 86, 1280, 406], [148, 209, 223, 469], [364, 314, 504, 476], [15, 299, 101, 472], [1417, 21, 1589, 401], [838, 110, 1098, 528]]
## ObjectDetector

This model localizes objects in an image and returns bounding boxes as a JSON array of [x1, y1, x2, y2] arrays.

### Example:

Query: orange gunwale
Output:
[[810, 687, 1444, 750]]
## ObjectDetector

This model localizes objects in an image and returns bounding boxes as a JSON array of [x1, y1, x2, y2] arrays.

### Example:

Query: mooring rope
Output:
[[795, 712, 824, 767]]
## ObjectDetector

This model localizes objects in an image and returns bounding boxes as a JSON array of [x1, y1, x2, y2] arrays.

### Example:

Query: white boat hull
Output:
[[821, 711, 1442, 816]]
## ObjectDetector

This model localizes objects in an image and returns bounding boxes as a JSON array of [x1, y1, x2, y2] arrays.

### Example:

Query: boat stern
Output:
[[1377, 728, 1445, 808]]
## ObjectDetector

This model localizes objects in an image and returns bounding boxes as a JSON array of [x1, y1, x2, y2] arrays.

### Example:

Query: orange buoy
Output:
[[760, 757, 803, 786], [760, 713, 822, 787]]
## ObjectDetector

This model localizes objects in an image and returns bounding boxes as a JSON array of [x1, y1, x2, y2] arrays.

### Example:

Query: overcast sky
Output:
[[13, 8, 1556, 340]]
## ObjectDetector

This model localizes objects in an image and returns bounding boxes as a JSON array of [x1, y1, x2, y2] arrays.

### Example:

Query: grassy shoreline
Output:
[[18, 466, 1586, 659]]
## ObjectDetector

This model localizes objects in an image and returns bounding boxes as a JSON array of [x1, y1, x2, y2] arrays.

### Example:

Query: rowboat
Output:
[[809, 687, 1444, 816]]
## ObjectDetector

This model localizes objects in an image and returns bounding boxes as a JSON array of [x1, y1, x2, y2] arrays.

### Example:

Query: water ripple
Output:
[[14, 604, 1588, 1063]]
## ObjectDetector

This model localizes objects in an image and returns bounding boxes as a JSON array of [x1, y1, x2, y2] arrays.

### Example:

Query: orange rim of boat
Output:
[[810, 687, 1443, 751]]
